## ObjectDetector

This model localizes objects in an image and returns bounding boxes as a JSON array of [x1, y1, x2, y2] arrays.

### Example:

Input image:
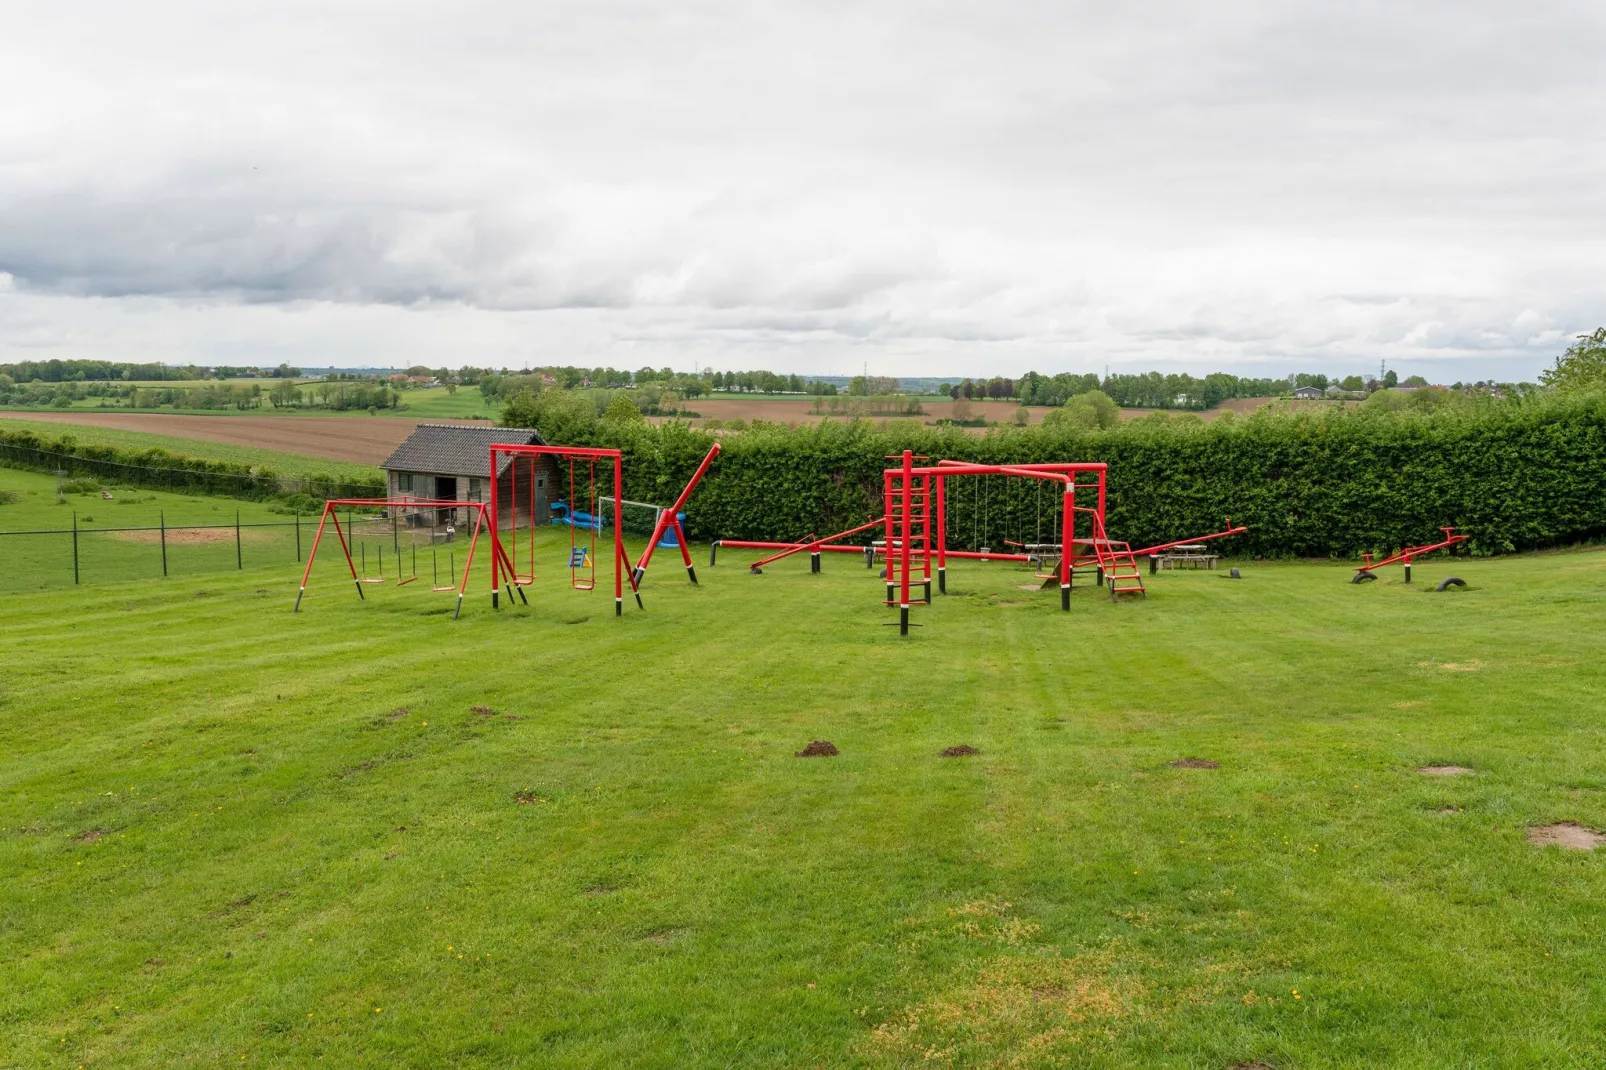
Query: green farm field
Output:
[[0, 418, 385, 482], [4, 526, 1606, 1067]]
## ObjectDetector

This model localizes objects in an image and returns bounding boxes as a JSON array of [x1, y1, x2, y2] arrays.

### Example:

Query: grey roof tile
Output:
[[379, 424, 547, 477]]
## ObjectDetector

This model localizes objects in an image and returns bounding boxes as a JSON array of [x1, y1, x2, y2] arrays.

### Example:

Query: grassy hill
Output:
[[3, 528, 1605, 1065]]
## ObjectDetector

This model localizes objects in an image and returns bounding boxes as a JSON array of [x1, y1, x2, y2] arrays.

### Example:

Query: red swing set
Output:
[[293, 497, 490, 619], [490, 444, 629, 614]]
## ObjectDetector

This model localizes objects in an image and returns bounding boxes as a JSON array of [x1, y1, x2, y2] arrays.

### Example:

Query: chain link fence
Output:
[[0, 509, 479, 594]]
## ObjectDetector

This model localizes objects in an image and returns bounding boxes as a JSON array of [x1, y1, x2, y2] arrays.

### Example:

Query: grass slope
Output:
[[0, 467, 291, 531], [3, 534, 1605, 1067], [0, 418, 383, 482]]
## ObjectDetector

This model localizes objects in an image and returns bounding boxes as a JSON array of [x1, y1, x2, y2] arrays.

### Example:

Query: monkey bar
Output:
[[293, 497, 488, 620]]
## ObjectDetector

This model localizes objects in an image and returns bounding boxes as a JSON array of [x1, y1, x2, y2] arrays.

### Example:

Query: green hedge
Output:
[[577, 393, 1606, 558]]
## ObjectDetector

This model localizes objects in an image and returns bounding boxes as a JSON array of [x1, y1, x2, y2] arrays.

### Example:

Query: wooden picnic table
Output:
[[1151, 546, 1221, 571]]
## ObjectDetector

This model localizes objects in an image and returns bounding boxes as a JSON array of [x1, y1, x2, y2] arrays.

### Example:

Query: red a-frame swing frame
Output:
[[293, 497, 490, 619], [488, 444, 630, 616]]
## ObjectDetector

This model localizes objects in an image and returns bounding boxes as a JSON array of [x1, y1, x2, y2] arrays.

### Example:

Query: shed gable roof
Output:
[[379, 424, 546, 478]]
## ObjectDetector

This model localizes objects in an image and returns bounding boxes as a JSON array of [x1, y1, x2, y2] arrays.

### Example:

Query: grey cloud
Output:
[[2, 0, 1604, 376]]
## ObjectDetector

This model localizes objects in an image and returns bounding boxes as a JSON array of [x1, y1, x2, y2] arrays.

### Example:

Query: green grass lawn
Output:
[[3, 532, 1605, 1067], [0, 418, 383, 483], [0, 466, 291, 531]]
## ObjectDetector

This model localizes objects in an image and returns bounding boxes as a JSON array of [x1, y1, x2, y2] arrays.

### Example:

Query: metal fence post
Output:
[[296, 512, 302, 562], [72, 511, 80, 584], [161, 510, 168, 577], [236, 510, 243, 569]]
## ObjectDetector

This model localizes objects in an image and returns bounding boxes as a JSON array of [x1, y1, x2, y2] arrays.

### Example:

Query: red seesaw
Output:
[[1351, 527, 1468, 585]]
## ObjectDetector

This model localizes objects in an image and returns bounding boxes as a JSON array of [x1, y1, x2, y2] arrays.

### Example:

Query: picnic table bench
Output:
[[1150, 544, 1221, 572]]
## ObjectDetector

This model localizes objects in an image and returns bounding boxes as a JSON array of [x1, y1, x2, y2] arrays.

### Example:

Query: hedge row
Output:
[[576, 392, 1606, 558], [0, 430, 385, 502]]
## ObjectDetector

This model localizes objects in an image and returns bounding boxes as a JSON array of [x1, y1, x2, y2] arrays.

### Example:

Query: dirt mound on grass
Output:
[[1526, 823, 1606, 850], [1419, 765, 1474, 776], [1169, 758, 1219, 769], [796, 740, 839, 757], [940, 745, 979, 757]]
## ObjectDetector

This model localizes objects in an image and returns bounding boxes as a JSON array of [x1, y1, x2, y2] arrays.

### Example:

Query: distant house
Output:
[[1292, 386, 1325, 399], [379, 424, 554, 527]]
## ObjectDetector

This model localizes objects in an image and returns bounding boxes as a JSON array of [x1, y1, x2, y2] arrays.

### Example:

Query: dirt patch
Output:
[[1419, 765, 1474, 776], [75, 829, 105, 843], [941, 745, 980, 758], [514, 790, 548, 804], [470, 705, 495, 717], [108, 527, 249, 544], [1170, 758, 1220, 769], [796, 740, 839, 757], [1526, 822, 1606, 850], [387, 707, 409, 721], [1419, 659, 1483, 672]]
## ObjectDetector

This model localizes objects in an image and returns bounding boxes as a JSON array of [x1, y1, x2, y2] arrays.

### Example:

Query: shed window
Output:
[[398, 472, 414, 493], [468, 477, 483, 501]]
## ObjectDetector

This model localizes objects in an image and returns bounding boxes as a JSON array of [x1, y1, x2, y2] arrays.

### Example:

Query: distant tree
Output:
[[1013, 406, 1030, 427], [1540, 328, 1606, 392], [1401, 375, 1429, 388], [603, 395, 645, 424], [1340, 375, 1364, 391], [445, 382, 457, 395], [1382, 369, 1399, 388], [268, 381, 301, 408]]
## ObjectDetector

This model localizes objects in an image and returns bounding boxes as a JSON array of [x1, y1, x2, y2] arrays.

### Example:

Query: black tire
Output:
[[1351, 571, 1377, 584], [748, 566, 763, 575], [1436, 576, 1466, 591]]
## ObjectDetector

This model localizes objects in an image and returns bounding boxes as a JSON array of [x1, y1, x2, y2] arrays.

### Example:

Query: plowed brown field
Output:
[[7, 412, 492, 463]]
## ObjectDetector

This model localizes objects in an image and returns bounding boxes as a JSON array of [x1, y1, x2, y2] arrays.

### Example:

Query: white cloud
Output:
[[2, 0, 1604, 378]]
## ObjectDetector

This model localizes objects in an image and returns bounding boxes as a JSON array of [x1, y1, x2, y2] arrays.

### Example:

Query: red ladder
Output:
[[1091, 512, 1146, 601]]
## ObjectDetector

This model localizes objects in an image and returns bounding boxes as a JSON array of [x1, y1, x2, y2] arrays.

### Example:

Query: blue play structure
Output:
[[551, 502, 686, 546], [657, 513, 687, 549], [548, 502, 606, 532]]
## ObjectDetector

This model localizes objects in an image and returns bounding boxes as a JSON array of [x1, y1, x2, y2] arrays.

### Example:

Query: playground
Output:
[[5, 518, 1606, 1066]]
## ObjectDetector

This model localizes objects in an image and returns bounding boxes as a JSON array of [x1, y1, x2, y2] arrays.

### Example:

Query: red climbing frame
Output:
[[293, 497, 490, 620], [488, 444, 630, 616]]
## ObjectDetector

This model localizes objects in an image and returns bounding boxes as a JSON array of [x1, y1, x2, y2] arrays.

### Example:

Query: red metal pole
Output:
[[293, 502, 334, 612], [1060, 483, 1073, 611], [634, 442, 720, 585], [900, 449, 913, 634], [883, 468, 895, 607], [935, 474, 947, 594], [328, 507, 364, 601], [614, 455, 624, 615], [453, 504, 487, 620], [920, 472, 931, 598], [489, 445, 502, 609]]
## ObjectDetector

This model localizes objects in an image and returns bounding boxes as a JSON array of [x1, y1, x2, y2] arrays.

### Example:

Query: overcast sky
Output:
[[3, 1, 1603, 380]]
